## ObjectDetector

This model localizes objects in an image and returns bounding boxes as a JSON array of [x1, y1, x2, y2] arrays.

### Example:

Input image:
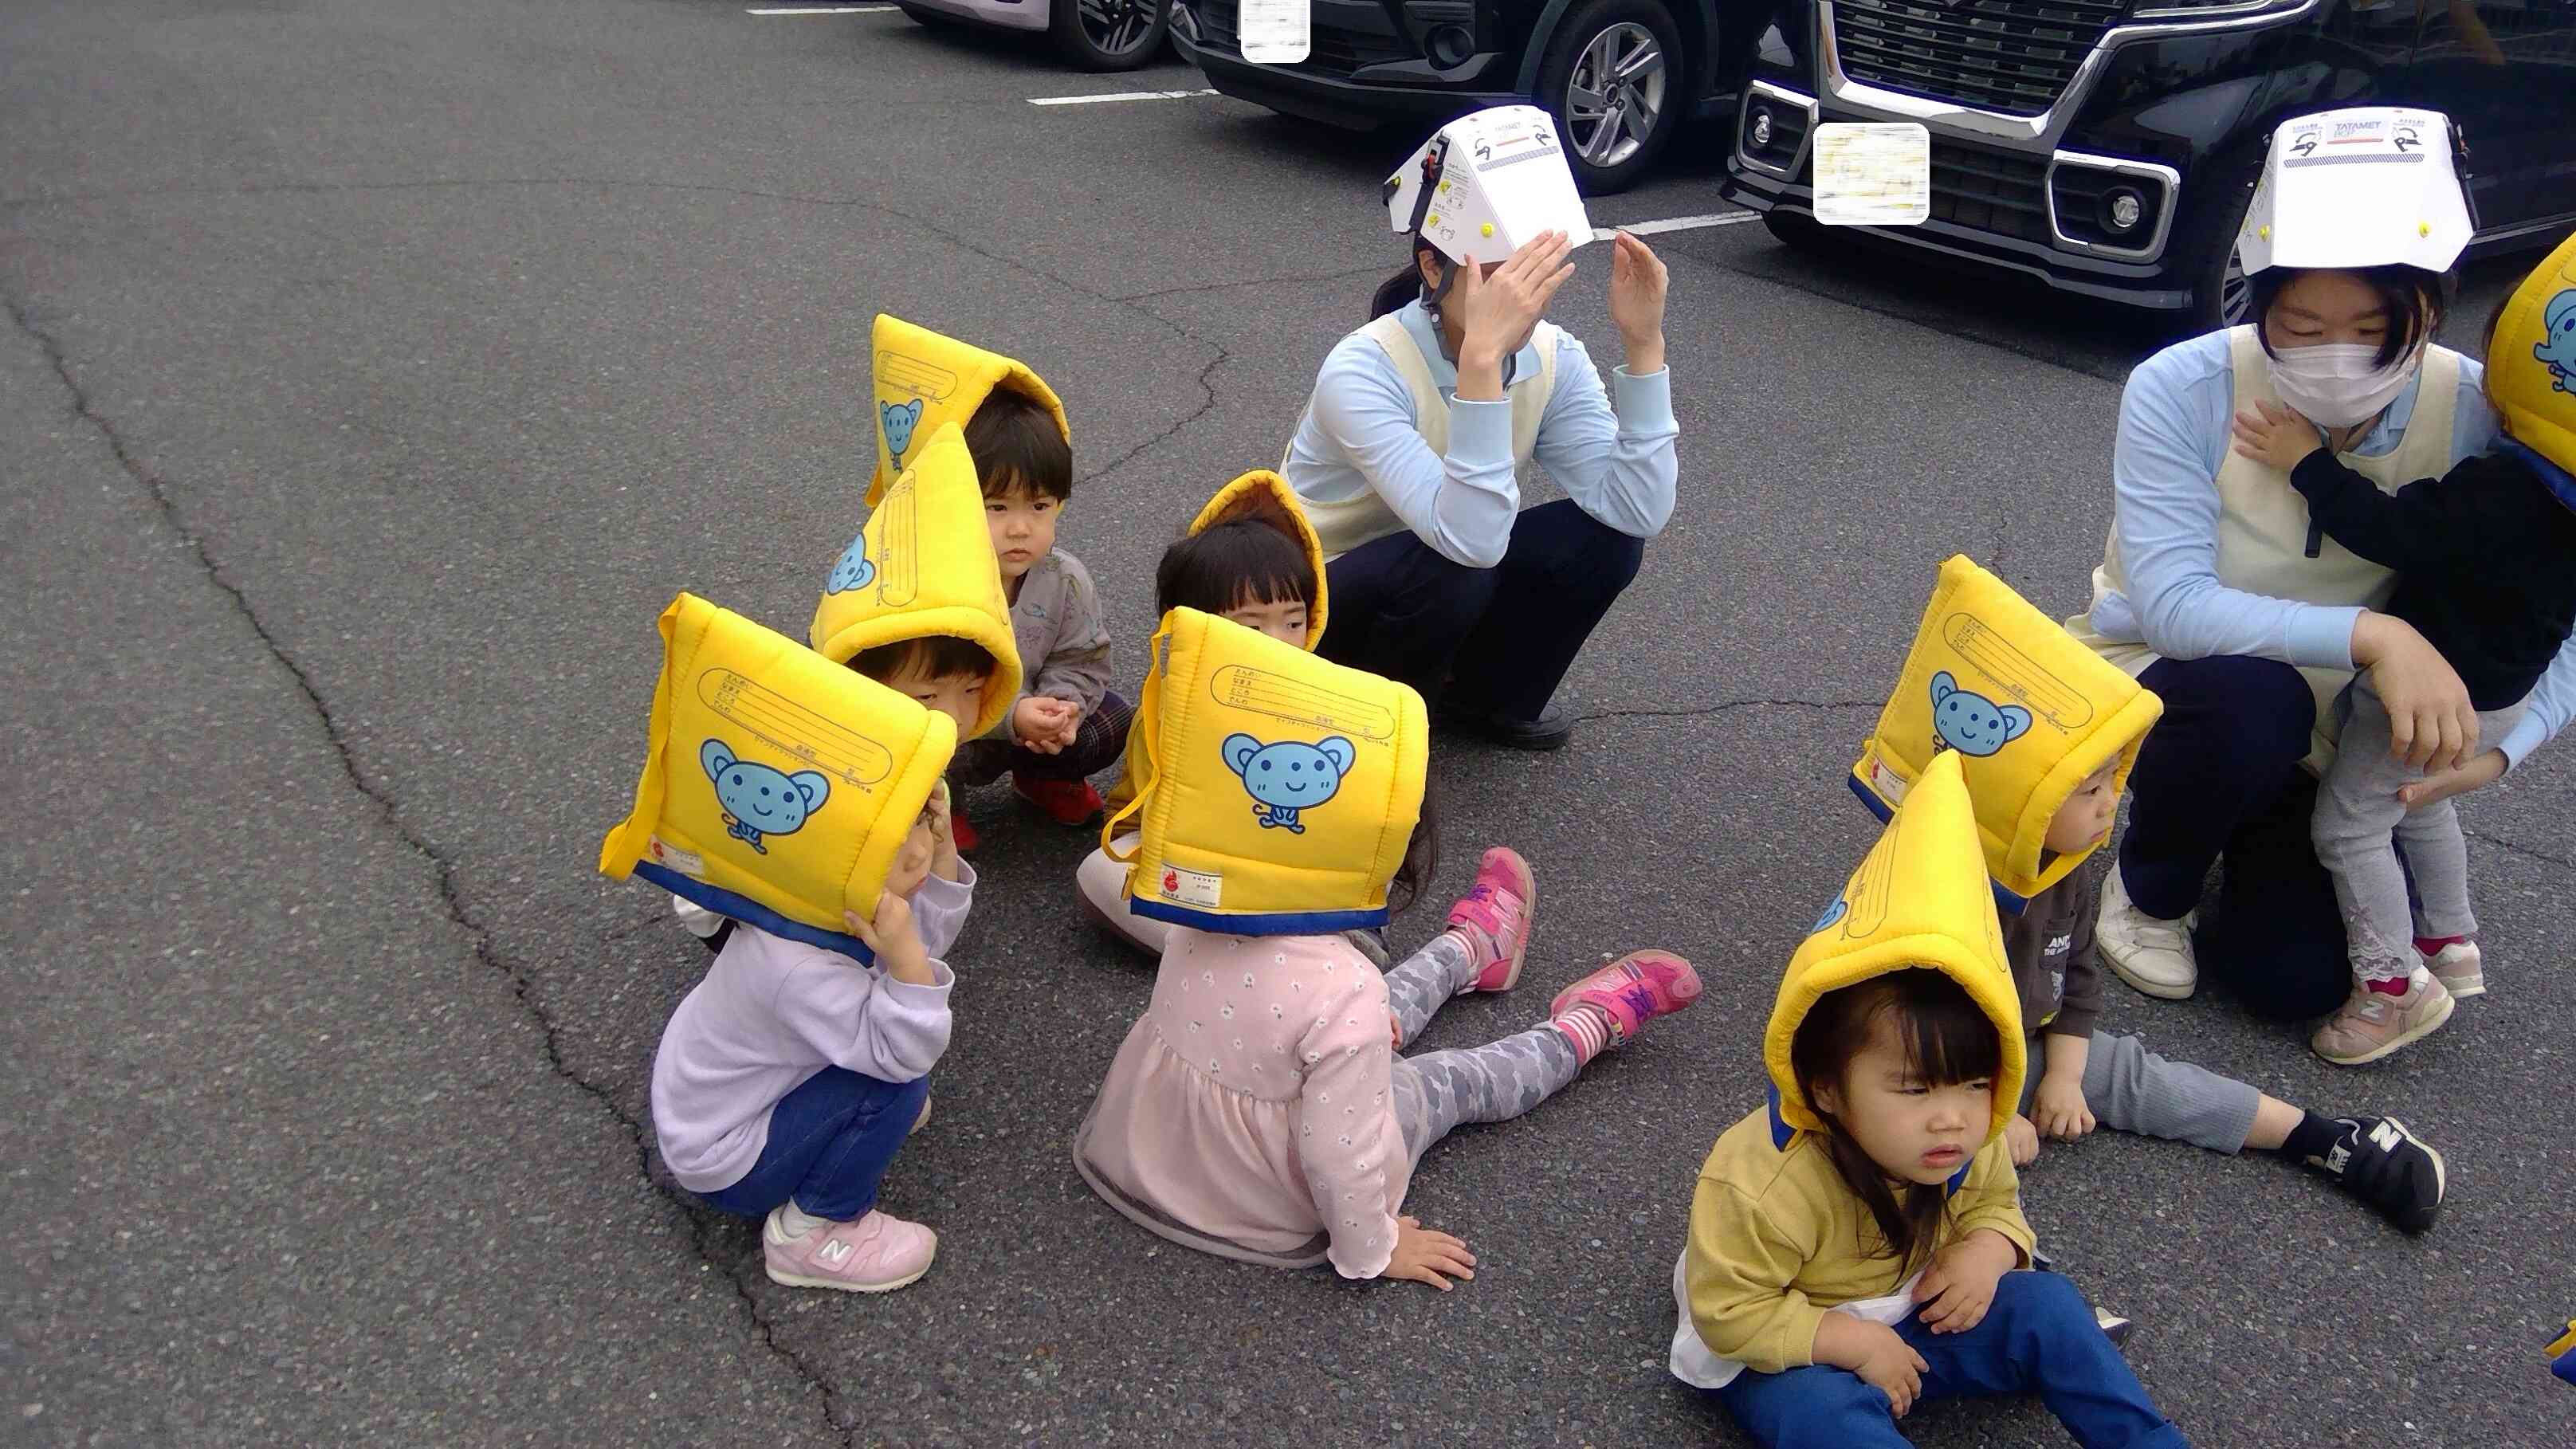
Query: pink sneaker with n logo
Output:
[[1549, 950, 1702, 1049], [763, 1208, 937, 1293]]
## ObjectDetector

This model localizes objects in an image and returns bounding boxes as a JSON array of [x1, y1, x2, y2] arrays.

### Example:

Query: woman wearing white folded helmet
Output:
[[1281, 105, 1677, 752], [2067, 107, 2576, 1023]]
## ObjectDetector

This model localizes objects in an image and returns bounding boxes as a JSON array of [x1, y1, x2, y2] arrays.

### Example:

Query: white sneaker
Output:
[[2097, 866, 2197, 1000], [2425, 940, 2484, 999]]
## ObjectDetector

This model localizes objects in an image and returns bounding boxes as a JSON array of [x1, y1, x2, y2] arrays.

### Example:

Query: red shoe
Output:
[[1015, 774, 1105, 827], [1447, 847, 1536, 993], [1549, 950, 1702, 1049], [949, 813, 979, 853]]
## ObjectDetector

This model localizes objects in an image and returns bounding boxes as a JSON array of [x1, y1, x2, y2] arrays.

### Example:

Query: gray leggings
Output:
[[2314, 681, 2526, 982], [2023, 1030, 2260, 1154], [1381, 930, 1582, 1168]]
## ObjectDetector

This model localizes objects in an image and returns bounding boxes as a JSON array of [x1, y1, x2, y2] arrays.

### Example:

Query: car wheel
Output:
[[896, 2, 961, 27], [1051, 0, 1169, 70], [1535, 0, 1684, 195], [2177, 151, 2264, 334]]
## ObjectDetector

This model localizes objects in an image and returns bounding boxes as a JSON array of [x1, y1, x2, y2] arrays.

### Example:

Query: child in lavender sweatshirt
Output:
[[650, 789, 970, 1293]]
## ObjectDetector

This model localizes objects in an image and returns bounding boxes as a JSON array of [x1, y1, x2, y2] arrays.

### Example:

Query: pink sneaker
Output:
[[1549, 950, 1702, 1047], [762, 1208, 937, 1293], [1449, 846, 1537, 993]]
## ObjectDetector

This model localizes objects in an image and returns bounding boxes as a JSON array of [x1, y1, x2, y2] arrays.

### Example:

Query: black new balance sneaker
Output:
[[2311, 1116, 2446, 1234]]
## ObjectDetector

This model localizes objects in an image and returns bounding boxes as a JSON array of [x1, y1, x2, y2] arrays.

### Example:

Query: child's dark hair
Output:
[[1789, 969, 2003, 1274], [849, 634, 995, 685], [1385, 786, 1440, 918], [2249, 263, 2452, 371], [1156, 518, 1317, 620], [2480, 290, 2520, 437], [964, 387, 1073, 503]]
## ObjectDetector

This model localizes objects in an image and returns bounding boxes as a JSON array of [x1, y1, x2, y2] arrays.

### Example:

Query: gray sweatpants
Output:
[[2313, 680, 2526, 983], [2023, 1030, 2260, 1155], [1381, 930, 1581, 1169]]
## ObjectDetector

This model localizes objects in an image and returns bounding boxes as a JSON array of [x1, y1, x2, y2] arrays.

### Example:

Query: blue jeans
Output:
[[698, 1066, 928, 1223], [1715, 1271, 2186, 1448], [1320, 498, 1646, 721]]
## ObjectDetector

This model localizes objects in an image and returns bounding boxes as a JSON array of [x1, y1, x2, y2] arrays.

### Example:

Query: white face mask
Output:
[[2268, 342, 2423, 430]]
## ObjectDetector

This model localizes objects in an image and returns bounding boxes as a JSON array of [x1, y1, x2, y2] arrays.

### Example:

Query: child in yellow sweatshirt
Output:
[[1669, 752, 2185, 1448]]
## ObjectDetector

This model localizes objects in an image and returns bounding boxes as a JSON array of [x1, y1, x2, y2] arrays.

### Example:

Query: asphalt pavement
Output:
[[4, 3, 2570, 1446]]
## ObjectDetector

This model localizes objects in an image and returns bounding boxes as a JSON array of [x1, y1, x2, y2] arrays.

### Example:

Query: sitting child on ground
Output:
[[1078, 470, 1331, 958], [1074, 610, 1698, 1284], [1671, 752, 2185, 1448], [2229, 232, 2576, 1064]]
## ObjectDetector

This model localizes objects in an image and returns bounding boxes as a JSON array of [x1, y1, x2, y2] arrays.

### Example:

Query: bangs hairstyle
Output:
[[963, 386, 1074, 503], [2252, 263, 2453, 371], [848, 634, 997, 687], [1789, 969, 2003, 1273], [1156, 517, 1318, 620]]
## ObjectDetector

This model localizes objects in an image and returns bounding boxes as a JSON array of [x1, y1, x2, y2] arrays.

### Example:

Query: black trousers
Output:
[[1317, 499, 1645, 721], [2120, 654, 2365, 1020]]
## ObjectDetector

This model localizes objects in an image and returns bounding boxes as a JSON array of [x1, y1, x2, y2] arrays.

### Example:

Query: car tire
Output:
[[1760, 208, 1869, 260], [1050, 0, 1169, 71], [1535, 0, 1685, 195], [2174, 148, 2265, 334], [896, 2, 961, 27]]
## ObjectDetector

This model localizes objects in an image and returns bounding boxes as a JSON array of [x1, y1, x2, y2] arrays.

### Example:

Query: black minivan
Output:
[[1718, 0, 2576, 328]]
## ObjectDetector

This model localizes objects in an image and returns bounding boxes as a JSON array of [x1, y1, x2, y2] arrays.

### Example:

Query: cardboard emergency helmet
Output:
[[2238, 108, 2474, 277], [1103, 609, 1428, 936], [1384, 104, 1596, 269], [866, 313, 1070, 509], [599, 593, 956, 964], [1770, 749, 2025, 1148], [1853, 557, 2164, 911], [808, 420, 1023, 739], [2488, 227, 2576, 481]]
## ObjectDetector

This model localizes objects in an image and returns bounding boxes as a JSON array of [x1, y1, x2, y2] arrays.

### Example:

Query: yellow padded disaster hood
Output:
[[2492, 228, 2576, 485], [808, 420, 1023, 739], [867, 313, 1071, 509], [1103, 608, 1427, 936], [1105, 471, 1334, 815], [599, 593, 956, 964], [1187, 469, 1333, 649], [1852, 556, 2163, 910], [1768, 750, 2026, 1147]]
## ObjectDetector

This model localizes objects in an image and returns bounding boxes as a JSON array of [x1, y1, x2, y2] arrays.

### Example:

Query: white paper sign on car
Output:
[[1812, 122, 1931, 227], [1239, 0, 1311, 64]]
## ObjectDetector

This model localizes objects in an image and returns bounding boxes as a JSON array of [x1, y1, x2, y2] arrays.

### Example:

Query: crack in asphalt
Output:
[[3, 292, 866, 1449], [2464, 827, 2571, 870]]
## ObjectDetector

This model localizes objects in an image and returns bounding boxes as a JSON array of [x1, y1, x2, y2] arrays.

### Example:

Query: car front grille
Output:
[[1929, 139, 2050, 241], [1192, 1, 1412, 75], [1830, 0, 2130, 116]]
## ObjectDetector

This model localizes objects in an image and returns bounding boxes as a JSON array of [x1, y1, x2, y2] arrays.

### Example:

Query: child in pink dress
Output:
[[1076, 841, 1702, 1286]]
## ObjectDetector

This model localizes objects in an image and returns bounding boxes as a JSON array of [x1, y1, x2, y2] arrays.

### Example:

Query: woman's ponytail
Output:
[[1368, 265, 1422, 321]]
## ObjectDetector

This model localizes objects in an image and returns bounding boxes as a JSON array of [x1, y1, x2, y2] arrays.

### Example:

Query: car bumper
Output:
[[904, 0, 1049, 33], [1175, 29, 1518, 130]]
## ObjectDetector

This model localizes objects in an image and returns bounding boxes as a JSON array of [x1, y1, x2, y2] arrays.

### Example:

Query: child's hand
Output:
[[925, 781, 962, 880], [1389, 1010, 1404, 1050], [844, 892, 931, 984], [2006, 1113, 2041, 1167], [1012, 697, 1078, 753], [2231, 399, 2326, 473], [1914, 1233, 2015, 1336], [1847, 1321, 1927, 1416], [2032, 1073, 2095, 1141], [1383, 1215, 1477, 1290]]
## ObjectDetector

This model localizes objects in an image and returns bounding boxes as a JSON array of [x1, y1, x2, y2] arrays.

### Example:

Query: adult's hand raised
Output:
[[2354, 612, 2478, 775], [1450, 230, 1576, 401]]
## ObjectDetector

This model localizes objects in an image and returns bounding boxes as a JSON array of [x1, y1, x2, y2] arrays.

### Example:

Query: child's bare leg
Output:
[[2243, 1094, 2303, 1153]]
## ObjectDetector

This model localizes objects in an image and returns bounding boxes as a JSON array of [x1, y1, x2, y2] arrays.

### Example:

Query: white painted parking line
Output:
[[1027, 88, 1219, 106], [748, 6, 896, 14], [1594, 212, 1762, 240]]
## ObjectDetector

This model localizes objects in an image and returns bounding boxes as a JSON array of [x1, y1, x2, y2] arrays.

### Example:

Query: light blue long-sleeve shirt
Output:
[[2087, 329, 2574, 767], [1283, 300, 1678, 569]]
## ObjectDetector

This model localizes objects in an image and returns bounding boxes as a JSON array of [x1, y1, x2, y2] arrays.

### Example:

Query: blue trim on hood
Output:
[[2502, 439, 2576, 513], [635, 862, 876, 965]]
